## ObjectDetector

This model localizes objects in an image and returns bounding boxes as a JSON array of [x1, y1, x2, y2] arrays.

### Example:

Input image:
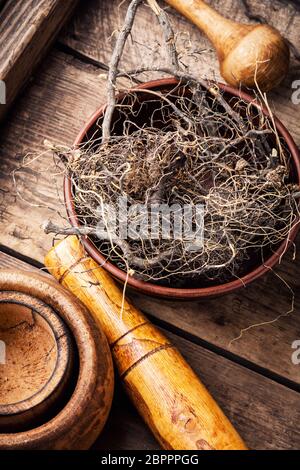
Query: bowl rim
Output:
[[64, 78, 300, 299], [0, 291, 70, 416]]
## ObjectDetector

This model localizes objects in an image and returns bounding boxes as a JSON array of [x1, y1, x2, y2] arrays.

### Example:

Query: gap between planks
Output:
[[0, 48, 299, 389]]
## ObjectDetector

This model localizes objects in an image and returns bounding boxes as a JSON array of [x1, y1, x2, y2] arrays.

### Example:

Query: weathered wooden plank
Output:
[[0, 0, 78, 120], [0, 51, 106, 260], [0, 250, 299, 450], [97, 327, 300, 450], [0, 250, 158, 450], [0, 249, 299, 450], [0, 48, 299, 388], [59, 0, 300, 144]]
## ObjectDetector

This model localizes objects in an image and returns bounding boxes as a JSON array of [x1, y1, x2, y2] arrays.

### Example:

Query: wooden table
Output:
[[0, 0, 299, 450]]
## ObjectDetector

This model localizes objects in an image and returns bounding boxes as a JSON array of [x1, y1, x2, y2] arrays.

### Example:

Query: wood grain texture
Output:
[[166, 328, 300, 451], [0, 46, 298, 387], [130, 236, 300, 388], [1, 250, 300, 450], [0, 50, 106, 262], [0, 0, 78, 120], [93, 382, 159, 450]]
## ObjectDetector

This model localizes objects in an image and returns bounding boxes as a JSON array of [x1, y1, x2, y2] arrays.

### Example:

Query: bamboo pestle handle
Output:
[[45, 235, 247, 450], [165, 0, 290, 91]]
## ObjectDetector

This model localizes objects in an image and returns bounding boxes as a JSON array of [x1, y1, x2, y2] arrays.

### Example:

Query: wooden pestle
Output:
[[165, 0, 290, 91], [45, 235, 247, 450]]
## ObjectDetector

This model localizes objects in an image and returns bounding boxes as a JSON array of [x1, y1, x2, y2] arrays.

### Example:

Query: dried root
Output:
[[48, 81, 299, 287]]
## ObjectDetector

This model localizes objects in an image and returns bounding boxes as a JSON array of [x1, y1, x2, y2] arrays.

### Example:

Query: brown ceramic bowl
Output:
[[64, 78, 300, 300]]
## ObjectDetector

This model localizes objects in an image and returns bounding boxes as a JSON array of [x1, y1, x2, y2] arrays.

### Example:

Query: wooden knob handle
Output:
[[45, 235, 247, 450], [165, 0, 289, 91]]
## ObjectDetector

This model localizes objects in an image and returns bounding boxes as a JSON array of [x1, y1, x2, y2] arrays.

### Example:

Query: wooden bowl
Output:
[[0, 291, 74, 433], [64, 78, 300, 300], [0, 270, 114, 449]]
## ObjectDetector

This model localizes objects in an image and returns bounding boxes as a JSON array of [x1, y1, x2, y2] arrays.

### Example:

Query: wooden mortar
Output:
[[45, 235, 248, 450], [0, 291, 73, 432], [0, 270, 114, 449]]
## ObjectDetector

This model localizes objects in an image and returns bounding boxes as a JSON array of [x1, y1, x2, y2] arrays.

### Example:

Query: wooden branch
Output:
[[117, 66, 247, 129], [0, 0, 78, 121], [147, 0, 179, 70], [43, 220, 174, 269], [102, 0, 143, 141]]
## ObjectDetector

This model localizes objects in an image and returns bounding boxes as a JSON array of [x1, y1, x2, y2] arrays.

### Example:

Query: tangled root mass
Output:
[[64, 82, 299, 287]]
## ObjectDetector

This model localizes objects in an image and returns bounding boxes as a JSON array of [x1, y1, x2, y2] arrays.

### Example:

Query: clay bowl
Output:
[[64, 78, 300, 300], [0, 270, 114, 449]]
